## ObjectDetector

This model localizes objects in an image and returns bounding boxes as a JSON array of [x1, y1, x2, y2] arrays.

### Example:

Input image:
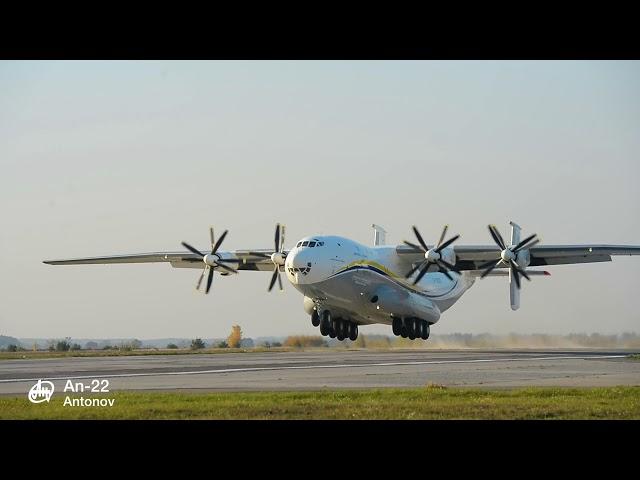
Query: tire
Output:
[[415, 320, 424, 339], [392, 317, 402, 336], [349, 323, 358, 341], [400, 325, 407, 338], [336, 319, 345, 338], [320, 310, 331, 336], [311, 310, 320, 327], [422, 322, 430, 340], [408, 318, 417, 340], [329, 328, 337, 339]]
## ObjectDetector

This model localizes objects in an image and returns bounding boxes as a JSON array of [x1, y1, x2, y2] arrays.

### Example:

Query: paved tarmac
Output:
[[1, 349, 639, 395]]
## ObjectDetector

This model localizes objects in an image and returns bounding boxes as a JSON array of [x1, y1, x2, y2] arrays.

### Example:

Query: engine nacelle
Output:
[[438, 247, 457, 267], [370, 285, 440, 324]]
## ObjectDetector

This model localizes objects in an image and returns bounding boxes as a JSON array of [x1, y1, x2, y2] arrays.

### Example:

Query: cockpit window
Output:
[[318, 241, 324, 246], [296, 242, 302, 247], [302, 241, 309, 247], [309, 241, 316, 247]]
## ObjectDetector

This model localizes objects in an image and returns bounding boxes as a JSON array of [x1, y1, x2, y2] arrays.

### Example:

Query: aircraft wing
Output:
[[396, 244, 640, 270], [43, 249, 282, 272]]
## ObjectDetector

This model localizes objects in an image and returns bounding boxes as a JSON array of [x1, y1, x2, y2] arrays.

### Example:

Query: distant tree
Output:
[[262, 341, 271, 349], [70, 343, 82, 351], [130, 339, 143, 349], [216, 341, 229, 348], [56, 338, 71, 352], [102, 345, 113, 350], [85, 341, 99, 350], [191, 338, 206, 350], [227, 325, 242, 348], [166, 343, 179, 349], [271, 342, 282, 347], [7, 344, 18, 352]]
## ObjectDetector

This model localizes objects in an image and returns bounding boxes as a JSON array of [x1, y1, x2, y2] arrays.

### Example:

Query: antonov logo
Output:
[[28, 380, 55, 404]]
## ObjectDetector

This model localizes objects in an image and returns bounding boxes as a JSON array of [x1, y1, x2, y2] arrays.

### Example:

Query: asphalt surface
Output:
[[1, 349, 639, 395]]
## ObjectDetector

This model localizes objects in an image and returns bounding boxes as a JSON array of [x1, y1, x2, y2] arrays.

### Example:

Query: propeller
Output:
[[479, 222, 540, 310], [247, 223, 287, 292], [403, 225, 461, 284], [181, 227, 240, 294]]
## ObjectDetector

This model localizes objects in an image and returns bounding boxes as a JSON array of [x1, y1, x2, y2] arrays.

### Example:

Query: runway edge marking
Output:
[[0, 355, 628, 384]]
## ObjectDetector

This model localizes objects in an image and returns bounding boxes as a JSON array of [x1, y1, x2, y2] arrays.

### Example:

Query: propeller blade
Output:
[[268, 266, 279, 292], [216, 262, 238, 274], [277, 270, 283, 291], [435, 234, 460, 253], [510, 264, 521, 289], [279, 224, 285, 252], [209, 227, 215, 252], [478, 258, 501, 270], [438, 258, 460, 272], [436, 225, 448, 249], [488, 225, 507, 250], [205, 266, 214, 293], [196, 267, 206, 290], [212, 230, 228, 254], [512, 233, 537, 253], [518, 238, 540, 252], [480, 259, 502, 278], [412, 226, 429, 251], [435, 260, 454, 281], [403, 240, 424, 251], [508, 259, 530, 284], [274, 223, 280, 252], [182, 242, 204, 258], [405, 261, 423, 278], [413, 262, 430, 285]]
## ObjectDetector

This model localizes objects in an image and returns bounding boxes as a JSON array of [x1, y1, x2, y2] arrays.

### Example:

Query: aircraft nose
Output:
[[286, 248, 313, 277]]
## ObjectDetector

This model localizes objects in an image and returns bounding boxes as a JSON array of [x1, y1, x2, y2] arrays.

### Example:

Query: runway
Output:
[[1, 349, 639, 395]]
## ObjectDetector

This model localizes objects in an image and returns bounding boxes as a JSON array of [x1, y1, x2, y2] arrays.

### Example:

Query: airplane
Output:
[[44, 222, 640, 342]]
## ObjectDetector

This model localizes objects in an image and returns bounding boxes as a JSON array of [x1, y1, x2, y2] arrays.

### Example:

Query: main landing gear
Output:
[[392, 317, 430, 340], [315, 310, 358, 341]]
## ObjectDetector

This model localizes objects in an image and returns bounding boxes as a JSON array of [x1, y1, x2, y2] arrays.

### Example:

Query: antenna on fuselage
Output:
[[372, 224, 387, 246]]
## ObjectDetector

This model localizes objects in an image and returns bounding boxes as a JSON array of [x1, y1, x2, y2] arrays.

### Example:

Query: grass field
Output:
[[2, 386, 639, 419]]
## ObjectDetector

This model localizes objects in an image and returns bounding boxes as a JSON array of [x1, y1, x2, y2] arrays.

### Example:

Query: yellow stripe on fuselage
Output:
[[334, 259, 402, 279]]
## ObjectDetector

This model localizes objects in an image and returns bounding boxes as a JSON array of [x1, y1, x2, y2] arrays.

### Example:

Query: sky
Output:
[[1, 60, 639, 339]]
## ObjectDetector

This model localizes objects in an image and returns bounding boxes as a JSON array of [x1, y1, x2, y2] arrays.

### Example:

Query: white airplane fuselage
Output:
[[284, 235, 474, 326]]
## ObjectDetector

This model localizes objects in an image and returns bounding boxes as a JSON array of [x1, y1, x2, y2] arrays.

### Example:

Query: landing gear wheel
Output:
[[320, 310, 331, 336], [348, 323, 358, 341], [329, 328, 337, 339], [400, 325, 407, 338], [407, 318, 417, 340], [392, 317, 402, 336], [416, 320, 424, 339], [311, 310, 320, 327], [421, 322, 430, 340]]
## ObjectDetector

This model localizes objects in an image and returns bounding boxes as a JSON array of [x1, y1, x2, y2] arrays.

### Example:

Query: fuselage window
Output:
[[309, 241, 316, 247]]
